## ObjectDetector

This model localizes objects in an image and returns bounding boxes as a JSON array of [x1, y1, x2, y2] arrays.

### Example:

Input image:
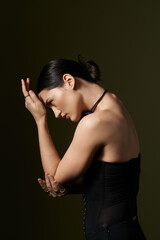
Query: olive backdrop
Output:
[[1, 0, 159, 239]]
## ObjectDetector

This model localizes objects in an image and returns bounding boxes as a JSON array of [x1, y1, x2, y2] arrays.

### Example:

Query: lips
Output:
[[66, 114, 70, 119], [61, 113, 70, 119]]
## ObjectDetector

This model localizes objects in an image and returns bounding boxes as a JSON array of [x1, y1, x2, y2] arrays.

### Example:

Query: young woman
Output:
[[21, 56, 147, 240]]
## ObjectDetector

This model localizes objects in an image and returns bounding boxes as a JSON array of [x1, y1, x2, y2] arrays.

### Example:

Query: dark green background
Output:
[[1, 0, 159, 239]]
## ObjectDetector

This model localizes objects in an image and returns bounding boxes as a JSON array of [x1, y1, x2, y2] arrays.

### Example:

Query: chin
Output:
[[71, 118, 78, 122], [70, 114, 80, 122]]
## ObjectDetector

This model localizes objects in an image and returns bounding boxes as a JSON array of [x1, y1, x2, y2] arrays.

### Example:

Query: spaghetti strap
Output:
[[80, 89, 108, 119]]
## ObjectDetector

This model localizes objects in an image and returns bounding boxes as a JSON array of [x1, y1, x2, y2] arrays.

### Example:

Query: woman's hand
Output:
[[21, 78, 47, 124], [37, 173, 68, 198]]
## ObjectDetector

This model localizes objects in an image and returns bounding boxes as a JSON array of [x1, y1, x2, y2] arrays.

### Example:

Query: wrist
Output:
[[36, 115, 47, 127]]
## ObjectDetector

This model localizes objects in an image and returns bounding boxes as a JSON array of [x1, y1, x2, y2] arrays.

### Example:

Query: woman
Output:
[[21, 55, 147, 240]]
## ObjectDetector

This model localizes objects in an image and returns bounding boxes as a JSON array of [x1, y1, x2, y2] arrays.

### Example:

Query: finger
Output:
[[21, 78, 29, 97], [26, 78, 30, 92], [49, 192, 57, 198], [38, 178, 46, 190], [48, 174, 66, 193], [21, 79, 33, 104], [48, 175, 59, 192], [45, 174, 61, 197], [42, 180, 49, 192], [38, 178, 48, 192], [50, 176, 66, 193], [28, 90, 40, 103], [28, 77, 31, 90], [45, 173, 52, 192], [56, 191, 67, 197]]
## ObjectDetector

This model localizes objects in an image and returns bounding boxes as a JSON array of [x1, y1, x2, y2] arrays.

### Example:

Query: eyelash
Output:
[[48, 100, 55, 109]]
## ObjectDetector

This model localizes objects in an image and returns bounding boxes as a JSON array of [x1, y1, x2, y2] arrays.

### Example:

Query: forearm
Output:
[[36, 116, 60, 176], [36, 117, 85, 194]]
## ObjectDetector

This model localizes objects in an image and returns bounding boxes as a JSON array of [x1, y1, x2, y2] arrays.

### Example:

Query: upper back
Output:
[[85, 92, 140, 163]]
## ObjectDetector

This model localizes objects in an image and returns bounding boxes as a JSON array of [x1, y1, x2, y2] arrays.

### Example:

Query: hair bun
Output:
[[77, 54, 102, 83]]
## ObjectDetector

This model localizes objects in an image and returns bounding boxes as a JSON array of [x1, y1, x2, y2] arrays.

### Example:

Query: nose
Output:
[[51, 108, 61, 118]]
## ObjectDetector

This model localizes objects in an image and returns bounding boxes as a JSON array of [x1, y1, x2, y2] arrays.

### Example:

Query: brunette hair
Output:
[[36, 54, 102, 94]]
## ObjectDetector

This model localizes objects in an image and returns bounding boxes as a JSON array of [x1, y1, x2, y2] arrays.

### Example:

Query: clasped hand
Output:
[[38, 173, 68, 198]]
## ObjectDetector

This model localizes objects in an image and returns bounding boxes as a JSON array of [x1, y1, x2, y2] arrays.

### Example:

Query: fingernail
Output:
[[29, 90, 32, 94]]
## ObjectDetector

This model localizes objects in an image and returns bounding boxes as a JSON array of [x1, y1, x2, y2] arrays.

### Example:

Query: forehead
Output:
[[38, 89, 51, 100], [38, 88, 63, 101]]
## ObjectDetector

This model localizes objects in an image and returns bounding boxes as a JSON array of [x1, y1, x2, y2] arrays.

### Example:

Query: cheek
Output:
[[61, 94, 76, 112], [69, 94, 81, 114], [59, 92, 82, 116]]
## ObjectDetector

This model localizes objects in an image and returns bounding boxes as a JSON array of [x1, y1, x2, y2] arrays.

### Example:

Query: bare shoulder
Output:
[[76, 110, 120, 145], [79, 109, 123, 127], [77, 110, 111, 128]]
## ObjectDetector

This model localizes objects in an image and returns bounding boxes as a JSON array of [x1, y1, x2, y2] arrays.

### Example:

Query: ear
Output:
[[62, 74, 76, 90]]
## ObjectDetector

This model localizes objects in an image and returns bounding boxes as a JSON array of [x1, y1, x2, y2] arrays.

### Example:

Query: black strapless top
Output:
[[82, 152, 141, 235], [79, 89, 141, 235]]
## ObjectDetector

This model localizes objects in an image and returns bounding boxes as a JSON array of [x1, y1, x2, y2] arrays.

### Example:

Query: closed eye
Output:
[[47, 100, 56, 111], [48, 100, 56, 107]]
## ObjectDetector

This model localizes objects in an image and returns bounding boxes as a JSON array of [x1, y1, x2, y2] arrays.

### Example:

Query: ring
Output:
[[60, 189, 66, 193], [54, 189, 59, 193], [24, 95, 30, 98]]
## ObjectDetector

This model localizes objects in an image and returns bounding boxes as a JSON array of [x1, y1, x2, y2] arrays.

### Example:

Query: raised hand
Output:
[[21, 78, 47, 124]]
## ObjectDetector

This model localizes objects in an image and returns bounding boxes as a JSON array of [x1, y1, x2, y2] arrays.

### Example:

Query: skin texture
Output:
[[21, 74, 140, 199], [37, 73, 107, 122], [21, 75, 108, 197], [38, 173, 68, 198], [21, 75, 109, 197], [21, 78, 67, 198]]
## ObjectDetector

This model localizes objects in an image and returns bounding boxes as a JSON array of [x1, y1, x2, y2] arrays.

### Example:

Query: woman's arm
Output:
[[36, 116, 61, 177], [21, 78, 62, 182], [37, 113, 106, 188], [38, 175, 84, 195], [36, 117, 84, 193], [21, 78, 108, 190]]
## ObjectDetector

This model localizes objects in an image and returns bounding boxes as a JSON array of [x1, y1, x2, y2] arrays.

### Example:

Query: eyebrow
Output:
[[39, 96, 50, 107], [45, 99, 50, 106]]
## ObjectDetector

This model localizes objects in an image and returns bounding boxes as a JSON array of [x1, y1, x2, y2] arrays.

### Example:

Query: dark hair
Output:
[[36, 54, 102, 94]]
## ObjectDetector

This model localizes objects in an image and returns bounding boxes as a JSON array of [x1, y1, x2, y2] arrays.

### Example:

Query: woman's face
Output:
[[38, 75, 83, 122]]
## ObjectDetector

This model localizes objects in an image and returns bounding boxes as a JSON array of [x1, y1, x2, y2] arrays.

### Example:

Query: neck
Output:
[[81, 84, 107, 113]]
